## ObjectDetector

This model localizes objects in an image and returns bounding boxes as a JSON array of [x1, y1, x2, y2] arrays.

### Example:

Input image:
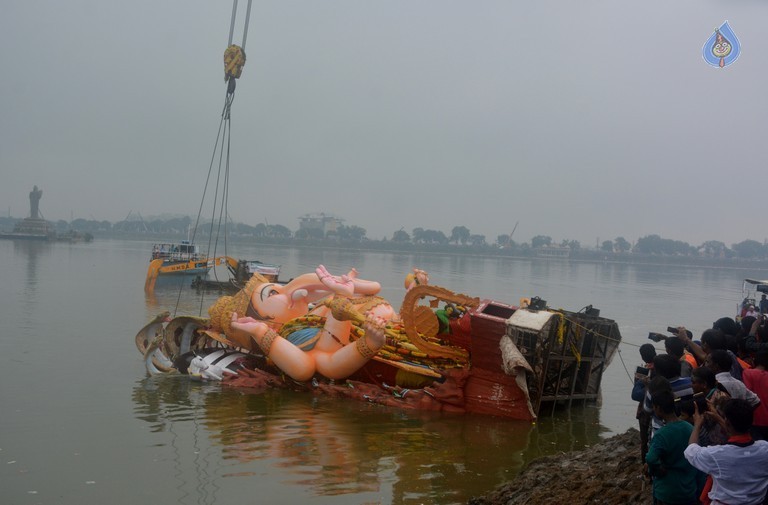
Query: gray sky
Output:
[[2, 1, 766, 246]]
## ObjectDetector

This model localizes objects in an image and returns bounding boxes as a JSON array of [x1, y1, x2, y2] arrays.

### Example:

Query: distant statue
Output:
[[29, 185, 42, 219]]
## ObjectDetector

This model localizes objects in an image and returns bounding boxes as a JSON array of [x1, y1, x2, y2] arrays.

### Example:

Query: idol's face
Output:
[[249, 282, 309, 323]]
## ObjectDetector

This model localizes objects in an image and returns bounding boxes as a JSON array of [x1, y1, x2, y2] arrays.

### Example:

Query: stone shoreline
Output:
[[468, 429, 650, 505]]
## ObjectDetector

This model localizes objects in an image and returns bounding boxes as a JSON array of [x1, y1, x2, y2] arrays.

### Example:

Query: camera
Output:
[[667, 327, 693, 338], [648, 332, 666, 342], [676, 392, 707, 417], [635, 366, 651, 376]]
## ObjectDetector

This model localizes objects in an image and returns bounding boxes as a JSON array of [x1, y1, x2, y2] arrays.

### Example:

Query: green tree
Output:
[[423, 229, 448, 244], [412, 227, 425, 244], [732, 240, 765, 259], [601, 240, 614, 252], [699, 240, 729, 258], [392, 229, 410, 243], [531, 235, 552, 248], [469, 234, 486, 246], [634, 235, 692, 255], [614, 237, 631, 253], [344, 225, 367, 241], [450, 226, 471, 245], [267, 224, 292, 238], [254, 223, 267, 236]]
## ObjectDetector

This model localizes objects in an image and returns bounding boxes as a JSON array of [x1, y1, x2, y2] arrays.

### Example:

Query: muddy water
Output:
[[1, 238, 760, 504]]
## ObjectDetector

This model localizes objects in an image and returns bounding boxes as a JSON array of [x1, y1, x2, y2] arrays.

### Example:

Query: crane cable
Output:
[[173, 0, 253, 317]]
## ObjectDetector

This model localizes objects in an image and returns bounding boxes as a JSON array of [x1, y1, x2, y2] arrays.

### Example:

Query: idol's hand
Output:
[[316, 264, 354, 296], [230, 312, 269, 337]]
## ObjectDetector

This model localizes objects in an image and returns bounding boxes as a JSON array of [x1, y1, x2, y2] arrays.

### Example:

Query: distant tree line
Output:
[[3, 215, 768, 261]]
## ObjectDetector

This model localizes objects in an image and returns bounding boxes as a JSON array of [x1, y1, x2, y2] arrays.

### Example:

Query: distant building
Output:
[[535, 245, 571, 259], [298, 213, 344, 236]]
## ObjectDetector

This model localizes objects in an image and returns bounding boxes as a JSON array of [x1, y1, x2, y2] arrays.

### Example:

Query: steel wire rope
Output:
[[172, 0, 251, 317], [554, 313, 637, 385], [196, 102, 231, 315], [172, 92, 233, 317], [200, 110, 234, 315], [228, 0, 238, 46]]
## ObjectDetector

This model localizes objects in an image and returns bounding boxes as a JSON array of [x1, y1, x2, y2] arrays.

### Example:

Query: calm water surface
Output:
[[1, 238, 764, 504]]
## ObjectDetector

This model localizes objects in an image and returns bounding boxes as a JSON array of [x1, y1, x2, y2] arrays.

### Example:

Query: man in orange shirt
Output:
[[666, 336, 696, 377]]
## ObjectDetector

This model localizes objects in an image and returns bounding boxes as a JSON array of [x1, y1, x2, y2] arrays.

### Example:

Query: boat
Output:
[[0, 226, 54, 241], [134, 271, 621, 421], [145, 241, 281, 293], [190, 259, 282, 293], [244, 260, 281, 280], [737, 278, 768, 321], [150, 241, 212, 275], [55, 230, 93, 243], [144, 240, 228, 292]]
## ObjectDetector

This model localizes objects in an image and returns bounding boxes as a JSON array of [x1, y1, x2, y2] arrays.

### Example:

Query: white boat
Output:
[[737, 278, 768, 320], [244, 260, 280, 280]]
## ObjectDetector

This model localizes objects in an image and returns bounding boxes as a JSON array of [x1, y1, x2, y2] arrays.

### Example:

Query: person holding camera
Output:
[[745, 316, 768, 355], [705, 350, 760, 408], [677, 327, 747, 381], [644, 390, 704, 505], [688, 367, 729, 447], [632, 343, 657, 461], [644, 354, 694, 439], [666, 337, 695, 378], [685, 399, 768, 505]]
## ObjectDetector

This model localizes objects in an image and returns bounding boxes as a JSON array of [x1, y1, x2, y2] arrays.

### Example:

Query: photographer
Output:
[[666, 337, 694, 378], [677, 327, 746, 381], [673, 327, 707, 366], [745, 316, 768, 355], [688, 367, 728, 446], [644, 390, 704, 505], [685, 399, 768, 505], [705, 350, 760, 408], [648, 331, 697, 376], [632, 343, 657, 461], [644, 354, 694, 438]]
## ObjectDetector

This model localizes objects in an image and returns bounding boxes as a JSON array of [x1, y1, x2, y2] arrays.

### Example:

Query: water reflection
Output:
[[145, 281, 223, 319], [132, 376, 608, 504], [15, 239, 49, 293], [14, 240, 50, 335]]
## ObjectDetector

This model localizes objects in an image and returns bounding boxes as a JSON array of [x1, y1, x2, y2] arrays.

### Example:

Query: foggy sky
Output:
[[2, 1, 766, 246]]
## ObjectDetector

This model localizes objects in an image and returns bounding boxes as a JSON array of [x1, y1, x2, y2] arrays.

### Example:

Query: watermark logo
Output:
[[702, 21, 741, 68]]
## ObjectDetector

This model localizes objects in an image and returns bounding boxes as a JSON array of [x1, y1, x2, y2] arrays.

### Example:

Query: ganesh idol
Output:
[[206, 265, 397, 382]]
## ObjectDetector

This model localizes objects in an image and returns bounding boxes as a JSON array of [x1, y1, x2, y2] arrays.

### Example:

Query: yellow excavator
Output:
[[145, 255, 280, 294]]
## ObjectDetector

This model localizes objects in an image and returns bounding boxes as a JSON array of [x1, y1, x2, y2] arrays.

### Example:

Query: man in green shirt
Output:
[[644, 389, 704, 505]]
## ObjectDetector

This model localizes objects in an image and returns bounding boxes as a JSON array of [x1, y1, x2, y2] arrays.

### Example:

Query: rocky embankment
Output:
[[469, 429, 650, 505]]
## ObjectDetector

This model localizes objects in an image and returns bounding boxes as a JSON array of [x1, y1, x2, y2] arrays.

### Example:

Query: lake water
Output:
[[2, 238, 765, 504]]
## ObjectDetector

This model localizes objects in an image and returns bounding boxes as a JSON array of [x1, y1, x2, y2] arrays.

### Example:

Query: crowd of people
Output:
[[631, 314, 768, 505]]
